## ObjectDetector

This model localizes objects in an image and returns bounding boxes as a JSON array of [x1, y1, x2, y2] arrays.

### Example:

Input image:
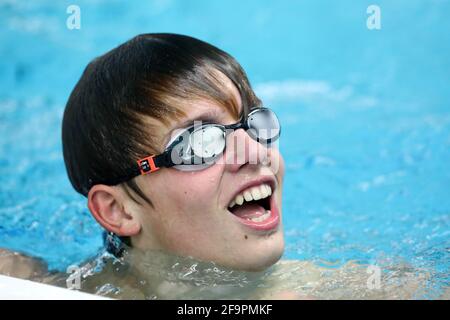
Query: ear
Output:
[[87, 185, 141, 237]]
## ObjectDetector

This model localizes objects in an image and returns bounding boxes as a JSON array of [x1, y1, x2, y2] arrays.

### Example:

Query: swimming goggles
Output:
[[136, 107, 281, 175]]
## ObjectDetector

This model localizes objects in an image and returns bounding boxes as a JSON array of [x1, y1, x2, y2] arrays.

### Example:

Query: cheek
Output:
[[279, 153, 285, 179], [146, 167, 225, 252], [156, 166, 223, 212], [269, 148, 285, 182]]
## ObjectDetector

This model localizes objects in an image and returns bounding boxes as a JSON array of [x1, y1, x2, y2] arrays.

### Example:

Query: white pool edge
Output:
[[0, 274, 110, 300]]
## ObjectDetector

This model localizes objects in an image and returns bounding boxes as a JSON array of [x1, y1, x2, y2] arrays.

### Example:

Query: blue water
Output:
[[0, 0, 449, 296]]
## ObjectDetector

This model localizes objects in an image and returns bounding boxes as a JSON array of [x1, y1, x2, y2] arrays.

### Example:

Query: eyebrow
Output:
[[172, 110, 223, 131], [161, 110, 222, 146], [170, 106, 245, 133]]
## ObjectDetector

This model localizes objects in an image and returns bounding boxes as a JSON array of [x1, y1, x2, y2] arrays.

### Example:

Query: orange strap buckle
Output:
[[137, 155, 160, 175]]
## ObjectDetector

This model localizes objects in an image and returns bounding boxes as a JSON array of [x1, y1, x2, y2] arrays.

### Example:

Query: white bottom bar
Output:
[[0, 274, 109, 300]]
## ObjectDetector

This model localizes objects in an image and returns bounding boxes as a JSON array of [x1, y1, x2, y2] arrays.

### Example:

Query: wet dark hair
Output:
[[62, 33, 260, 206]]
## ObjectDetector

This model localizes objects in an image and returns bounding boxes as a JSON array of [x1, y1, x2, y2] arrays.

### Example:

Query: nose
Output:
[[223, 128, 271, 173]]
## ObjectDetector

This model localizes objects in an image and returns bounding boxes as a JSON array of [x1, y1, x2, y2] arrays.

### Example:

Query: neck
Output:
[[122, 246, 271, 299]]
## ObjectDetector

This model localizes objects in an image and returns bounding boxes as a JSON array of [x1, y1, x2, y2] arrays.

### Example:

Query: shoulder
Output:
[[0, 249, 49, 280]]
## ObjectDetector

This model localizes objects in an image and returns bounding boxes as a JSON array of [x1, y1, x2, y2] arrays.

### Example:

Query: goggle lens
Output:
[[190, 126, 225, 159], [247, 108, 280, 143]]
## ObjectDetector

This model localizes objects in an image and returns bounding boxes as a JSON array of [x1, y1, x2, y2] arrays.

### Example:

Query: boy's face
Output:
[[130, 77, 285, 272]]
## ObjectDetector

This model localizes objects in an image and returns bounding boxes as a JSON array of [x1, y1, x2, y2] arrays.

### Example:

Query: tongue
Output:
[[231, 202, 266, 219]]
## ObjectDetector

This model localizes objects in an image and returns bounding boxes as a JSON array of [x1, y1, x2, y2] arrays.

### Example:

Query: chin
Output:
[[229, 234, 285, 272], [244, 253, 283, 272]]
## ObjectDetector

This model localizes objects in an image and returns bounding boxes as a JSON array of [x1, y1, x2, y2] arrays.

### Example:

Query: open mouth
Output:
[[227, 182, 280, 231]]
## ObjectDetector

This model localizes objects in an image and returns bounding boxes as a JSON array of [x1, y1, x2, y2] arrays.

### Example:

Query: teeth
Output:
[[235, 194, 244, 206], [243, 190, 253, 202], [251, 188, 262, 200], [260, 185, 268, 198], [228, 183, 273, 208], [266, 185, 272, 196]]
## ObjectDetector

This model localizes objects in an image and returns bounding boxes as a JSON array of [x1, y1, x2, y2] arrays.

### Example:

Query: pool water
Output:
[[0, 0, 449, 298]]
